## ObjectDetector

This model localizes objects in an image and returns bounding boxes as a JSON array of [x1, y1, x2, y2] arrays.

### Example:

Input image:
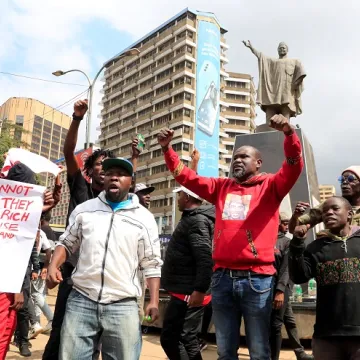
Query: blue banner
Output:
[[194, 20, 221, 177]]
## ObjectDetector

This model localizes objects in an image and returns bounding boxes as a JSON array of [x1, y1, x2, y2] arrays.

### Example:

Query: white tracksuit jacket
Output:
[[57, 192, 162, 304]]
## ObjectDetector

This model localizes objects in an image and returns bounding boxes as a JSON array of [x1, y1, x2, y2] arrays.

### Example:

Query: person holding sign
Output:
[[0, 162, 53, 359], [157, 114, 303, 360], [47, 157, 162, 360]]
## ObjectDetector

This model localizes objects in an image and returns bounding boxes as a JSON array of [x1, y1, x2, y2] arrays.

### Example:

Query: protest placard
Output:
[[1, 148, 61, 178], [0, 178, 45, 293]]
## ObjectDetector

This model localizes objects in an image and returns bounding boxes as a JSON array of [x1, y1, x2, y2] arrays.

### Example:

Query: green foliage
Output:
[[0, 119, 30, 169]]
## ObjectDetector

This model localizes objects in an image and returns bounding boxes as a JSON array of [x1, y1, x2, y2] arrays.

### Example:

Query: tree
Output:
[[0, 119, 30, 169]]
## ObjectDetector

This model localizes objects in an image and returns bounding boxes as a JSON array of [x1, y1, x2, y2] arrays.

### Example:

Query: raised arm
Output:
[[64, 100, 88, 177], [242, 40, 261, 58], [190, 148, 200, 173], [130, 137, 140, 192], [288, 201, 310, 234], [269, 115, 303, 200], [289, 225, 315, 284], [157, 129, 222, 204]]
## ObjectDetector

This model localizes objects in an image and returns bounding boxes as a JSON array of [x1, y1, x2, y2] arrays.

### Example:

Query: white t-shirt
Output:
[[37, 229, 52, 256]]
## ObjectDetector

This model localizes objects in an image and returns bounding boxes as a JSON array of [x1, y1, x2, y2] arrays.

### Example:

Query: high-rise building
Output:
[[319, 184, 336, 203], [98, 8, 256, 233], [0, 97, 71, 162]]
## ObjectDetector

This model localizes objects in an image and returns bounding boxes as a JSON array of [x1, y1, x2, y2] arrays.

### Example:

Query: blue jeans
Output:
[[60, 290, 142, 360], [211, 270, 274, 360]]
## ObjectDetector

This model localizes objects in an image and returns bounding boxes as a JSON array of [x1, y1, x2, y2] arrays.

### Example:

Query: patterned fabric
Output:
[[286, 153, 302, 165], [173, 161, 185, 177], [316, 257, 360, 286]]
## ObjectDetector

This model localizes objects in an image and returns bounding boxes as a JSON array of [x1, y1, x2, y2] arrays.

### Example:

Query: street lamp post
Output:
[[53, 48, 140, 149]]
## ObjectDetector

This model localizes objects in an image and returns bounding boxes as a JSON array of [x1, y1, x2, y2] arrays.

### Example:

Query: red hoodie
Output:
[[164, 131, 303, 275]]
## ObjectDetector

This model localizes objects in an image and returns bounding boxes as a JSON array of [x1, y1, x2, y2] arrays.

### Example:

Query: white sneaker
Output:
[[28, 322, 43, 339], [43, 321, 52, 334]]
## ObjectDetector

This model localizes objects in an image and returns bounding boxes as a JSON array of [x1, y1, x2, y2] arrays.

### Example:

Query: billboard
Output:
[[194, 20, 221, 177]]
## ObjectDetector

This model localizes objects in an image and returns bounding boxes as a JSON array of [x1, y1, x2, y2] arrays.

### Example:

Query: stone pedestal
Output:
[[232, 127, 320, 244]]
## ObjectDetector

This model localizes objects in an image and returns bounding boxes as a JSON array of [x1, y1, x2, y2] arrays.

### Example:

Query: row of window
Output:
[[107, 59, 194, 108], [105, 75, 193, 121]]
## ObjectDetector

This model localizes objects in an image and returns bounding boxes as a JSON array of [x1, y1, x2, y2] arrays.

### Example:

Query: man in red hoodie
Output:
[[157, 115, 303, 360]]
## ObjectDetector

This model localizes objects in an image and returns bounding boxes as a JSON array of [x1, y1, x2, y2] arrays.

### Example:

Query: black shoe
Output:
[[296, 353, 314, 360], [19, 343, 31, 357]]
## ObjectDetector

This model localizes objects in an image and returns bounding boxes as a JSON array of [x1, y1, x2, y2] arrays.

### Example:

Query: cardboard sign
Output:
[[0, 178, 45, 293], [1, 148, 61, 178]]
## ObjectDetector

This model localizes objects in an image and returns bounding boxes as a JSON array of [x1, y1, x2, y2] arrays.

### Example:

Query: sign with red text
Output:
[[0, 179, 45, 293]]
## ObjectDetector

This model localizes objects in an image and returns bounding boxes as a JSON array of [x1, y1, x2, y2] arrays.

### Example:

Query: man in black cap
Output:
[[47, 157, 162, 359]]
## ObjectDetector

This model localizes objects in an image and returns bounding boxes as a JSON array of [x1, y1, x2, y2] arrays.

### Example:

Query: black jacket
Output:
[[274, 232, 291, 293], [161, 204, 215, 295], [289, 230, 360, 338]]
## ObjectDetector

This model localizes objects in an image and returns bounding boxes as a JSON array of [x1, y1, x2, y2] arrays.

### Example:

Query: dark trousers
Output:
[[16, 271, 31, 345], [42, 263, 74, 360], [199, 302, 212, 340], [312, 337, 360, 360], [270, 287, 304, 360], [161, 296, 204, 360]]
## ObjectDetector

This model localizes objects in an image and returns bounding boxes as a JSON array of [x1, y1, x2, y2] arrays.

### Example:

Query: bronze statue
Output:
[[243, 41, 306, 131]]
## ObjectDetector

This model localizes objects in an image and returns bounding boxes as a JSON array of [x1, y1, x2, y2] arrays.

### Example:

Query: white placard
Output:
[[0, 179, 45, 293], [1, 148, 61, 177]]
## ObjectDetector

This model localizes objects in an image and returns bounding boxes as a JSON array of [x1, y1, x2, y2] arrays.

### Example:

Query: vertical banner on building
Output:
[[195, 19, 221, 177]]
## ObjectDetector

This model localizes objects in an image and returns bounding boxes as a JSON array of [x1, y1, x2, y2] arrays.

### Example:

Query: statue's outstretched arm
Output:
[[242, 40, 260, 58]]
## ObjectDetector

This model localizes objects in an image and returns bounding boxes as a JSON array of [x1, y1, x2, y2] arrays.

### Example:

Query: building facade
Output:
[[98, 9, 256, 233], [319, 184, 336, 203], [0, 97, 71, 162]]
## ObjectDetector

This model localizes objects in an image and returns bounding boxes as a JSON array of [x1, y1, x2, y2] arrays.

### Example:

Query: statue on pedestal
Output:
[[243, 41, 306, 131]]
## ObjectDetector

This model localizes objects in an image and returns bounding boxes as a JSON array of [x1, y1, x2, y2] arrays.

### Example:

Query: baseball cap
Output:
[[135, 183, 155, 194], [102, 157, 133, 176], [173, 186, 202, 201]]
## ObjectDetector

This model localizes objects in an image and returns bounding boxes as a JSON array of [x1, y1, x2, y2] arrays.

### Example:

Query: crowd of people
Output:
[[0, 99, 359, 360]]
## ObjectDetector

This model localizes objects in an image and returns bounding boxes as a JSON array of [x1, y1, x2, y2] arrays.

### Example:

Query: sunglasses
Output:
[[338, 174, 359, 184]]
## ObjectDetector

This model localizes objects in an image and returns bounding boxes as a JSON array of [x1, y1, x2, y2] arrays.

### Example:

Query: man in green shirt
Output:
[[289, 166, 360, 233]]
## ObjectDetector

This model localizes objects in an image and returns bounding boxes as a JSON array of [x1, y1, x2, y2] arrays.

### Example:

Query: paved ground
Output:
[[6, 291, 308, 359]]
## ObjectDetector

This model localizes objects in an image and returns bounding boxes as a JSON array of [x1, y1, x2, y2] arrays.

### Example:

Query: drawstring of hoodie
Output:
[[317, 230, 349, 253]]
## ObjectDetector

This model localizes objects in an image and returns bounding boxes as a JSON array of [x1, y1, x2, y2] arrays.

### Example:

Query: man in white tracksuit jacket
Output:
[[47, 157, 162, 360]]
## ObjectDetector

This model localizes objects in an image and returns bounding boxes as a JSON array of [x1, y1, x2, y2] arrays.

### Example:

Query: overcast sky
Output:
[[1, 0, 359, 190]]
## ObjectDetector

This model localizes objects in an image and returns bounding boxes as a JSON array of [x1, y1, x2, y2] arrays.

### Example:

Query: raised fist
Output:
[[293, 201, 310, 218], [131, 137, 140, 157], [269, 114, 291, 133], [191, 149, 200, 163], [74, 99, 88, 118], [293, 224, 311, 239], [157, 128, 174, 148]]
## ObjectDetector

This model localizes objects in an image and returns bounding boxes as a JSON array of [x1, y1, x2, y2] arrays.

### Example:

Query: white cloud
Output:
[[1, 0, 359, 188]]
